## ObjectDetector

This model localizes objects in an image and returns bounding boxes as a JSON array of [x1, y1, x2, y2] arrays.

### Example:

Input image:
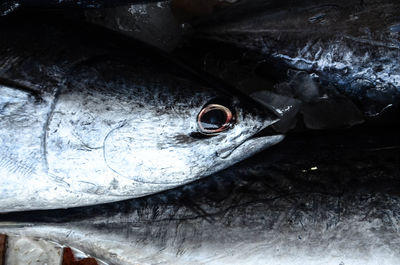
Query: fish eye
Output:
[[197, 104, 234, 135]]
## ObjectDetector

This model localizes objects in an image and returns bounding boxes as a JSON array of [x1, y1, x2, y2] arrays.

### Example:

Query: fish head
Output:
[[45, 62, 285, 198], [177, 95, 284, 179], [0, 13, 285, 212], [1, 56, 284, 211], [96, 74, 284, 186]]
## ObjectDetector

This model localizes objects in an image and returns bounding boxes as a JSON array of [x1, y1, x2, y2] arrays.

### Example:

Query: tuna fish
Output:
[[0, 13, 283, 212], [0, 126, 399, 265]]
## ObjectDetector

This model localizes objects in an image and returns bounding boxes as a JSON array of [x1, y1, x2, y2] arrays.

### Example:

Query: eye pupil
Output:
[[200, 109, 227, 130], [197, 104, 234, 134]]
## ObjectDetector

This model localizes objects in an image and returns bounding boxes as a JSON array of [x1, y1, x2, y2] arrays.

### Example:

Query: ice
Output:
[[86, 2, 186, 51]]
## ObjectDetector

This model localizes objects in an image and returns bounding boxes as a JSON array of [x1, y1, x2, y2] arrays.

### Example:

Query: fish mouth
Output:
[[217, 133, 285, 160]]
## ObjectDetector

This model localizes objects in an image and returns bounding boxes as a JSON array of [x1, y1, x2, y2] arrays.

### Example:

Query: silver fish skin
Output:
[[0, 16, 283, 212], [1, 128, 399, 265], [197, 0, 400, 116]]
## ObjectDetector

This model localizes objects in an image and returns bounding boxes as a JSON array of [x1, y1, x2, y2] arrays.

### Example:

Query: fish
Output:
[[0, 13, 283, 212], [194, 0, 400, 120], [0, 0, 167, 16], [0, 126, 400, 264]]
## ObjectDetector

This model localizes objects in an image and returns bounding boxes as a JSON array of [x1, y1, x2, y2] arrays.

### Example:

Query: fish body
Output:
[[1, 127, 400, 264], [197, 0, 400, 117], [0, 14, 282, 212]]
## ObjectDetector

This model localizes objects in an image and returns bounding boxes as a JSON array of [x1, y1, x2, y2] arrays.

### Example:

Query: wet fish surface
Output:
[[0, 13, 282, 212], [0, 126, 399, 264], [194, 0, 400, 121]]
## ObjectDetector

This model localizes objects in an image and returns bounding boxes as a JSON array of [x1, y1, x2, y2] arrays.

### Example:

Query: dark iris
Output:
[[200, 109, 227, 130]]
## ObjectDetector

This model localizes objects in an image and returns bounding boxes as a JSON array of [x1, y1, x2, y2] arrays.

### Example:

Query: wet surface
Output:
[[174, 40, 400, 131], [1, 125, 399, 223], [0, 1, 399, 264], [1, 125, 399, 264], [187, 0, 400, 119]]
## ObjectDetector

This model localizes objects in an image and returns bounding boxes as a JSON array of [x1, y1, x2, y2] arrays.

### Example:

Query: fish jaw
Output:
[[209, 115, 284, 174], [217, 134, 284, 160]]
